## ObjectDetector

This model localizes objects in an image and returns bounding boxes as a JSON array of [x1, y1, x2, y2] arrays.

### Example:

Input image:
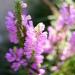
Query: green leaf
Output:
[[52, 56, 75, 75], [18, 69, 29, 75]]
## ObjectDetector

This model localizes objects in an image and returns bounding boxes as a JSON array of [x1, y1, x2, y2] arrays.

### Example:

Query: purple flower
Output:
[[5, 49, 16, 62], [24, 23, 47, 74], [60, 31, 75, 60], [5, 11, 19, 44], [38, 69, 45, 75], [56, 3, 75, 31], [22, 15, 33, 28], [21, 1, 27, 8], [60, 43, 71, 60], [60, 3, 75, 25], [68, 31, 75, 55], [11, 62, 21, 71], [5, 48, 27, 71], [24, 22, 49, 58], [69, 32, 75, 45], [35, 55, 44, 64]]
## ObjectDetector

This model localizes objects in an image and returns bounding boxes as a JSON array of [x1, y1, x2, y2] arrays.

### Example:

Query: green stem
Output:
[[54, 42, 61, 65], [15, 0, 26, 47]]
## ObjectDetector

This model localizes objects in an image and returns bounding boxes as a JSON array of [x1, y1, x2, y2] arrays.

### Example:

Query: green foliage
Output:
[[18, 69, 29, 75], [52, 56, 75, 75], [15, 0, 26, 47], [54, 0, 73, 7], [52, 0, 64, 8]]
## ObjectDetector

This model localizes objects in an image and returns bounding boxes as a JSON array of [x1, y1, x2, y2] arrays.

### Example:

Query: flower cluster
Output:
[[56, 3, 75, 31], [49, 2, 75, 72], [5, 48, 26, 71], [5, 1, 75, 75], [5, 1, 48, 75], [5, 11, 19, 44]]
